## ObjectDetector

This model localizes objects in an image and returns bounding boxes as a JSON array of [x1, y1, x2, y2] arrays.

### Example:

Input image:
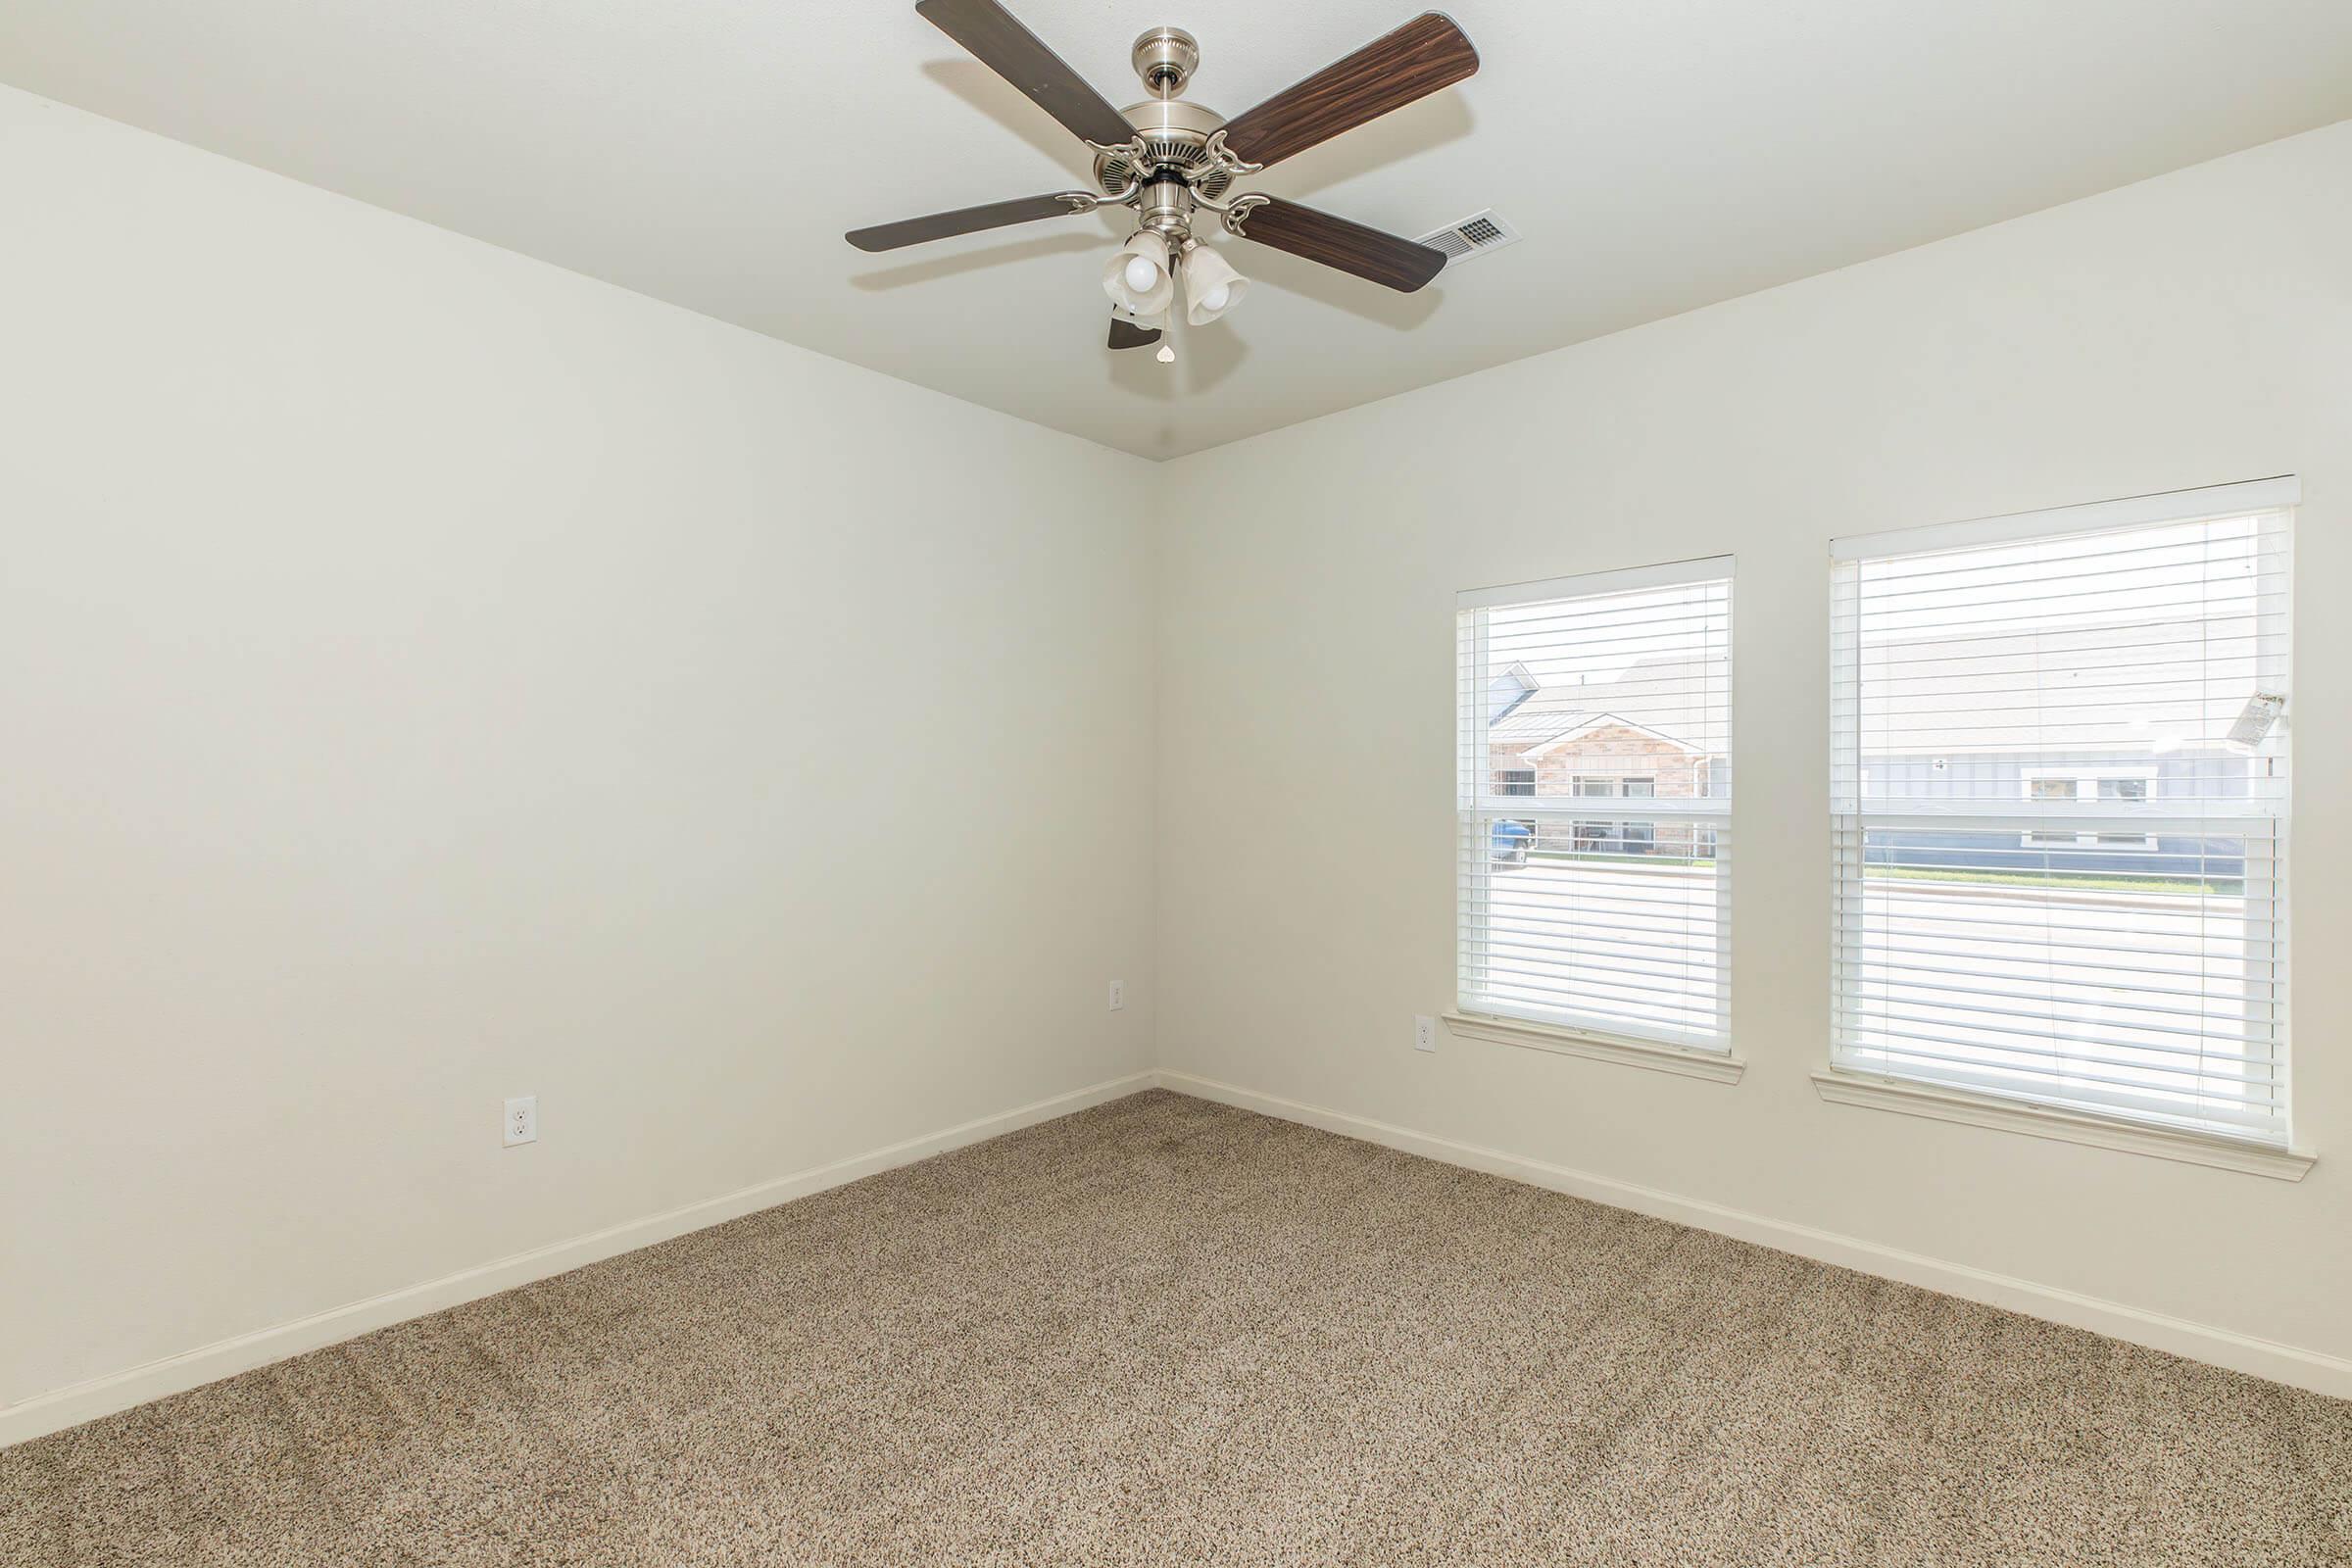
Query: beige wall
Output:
[[1155, 122, 2352, 1368], [0, 88, 1155, 1416]]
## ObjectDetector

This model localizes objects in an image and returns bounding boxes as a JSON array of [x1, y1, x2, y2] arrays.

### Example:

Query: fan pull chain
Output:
[[1157, 286, 1177, 364]]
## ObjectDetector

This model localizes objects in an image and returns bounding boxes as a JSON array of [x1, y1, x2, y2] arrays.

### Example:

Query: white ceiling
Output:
[[6, 2, 2350, 460]]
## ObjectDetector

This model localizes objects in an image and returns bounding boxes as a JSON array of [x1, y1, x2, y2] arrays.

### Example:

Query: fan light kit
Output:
[[848, 4, 1479, 361]]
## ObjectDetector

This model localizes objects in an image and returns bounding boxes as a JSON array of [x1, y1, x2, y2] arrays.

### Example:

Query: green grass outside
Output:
[[1863, 864, 2239, 897], [1510, 855, 2235, 896]]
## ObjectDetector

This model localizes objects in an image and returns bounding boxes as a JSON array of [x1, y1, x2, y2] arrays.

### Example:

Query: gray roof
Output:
[[1486, 616, 2259, 758], [1488, 656, 1721, 751], [1489, 693, 1597, 745], [1852, 615, 2253, 754]]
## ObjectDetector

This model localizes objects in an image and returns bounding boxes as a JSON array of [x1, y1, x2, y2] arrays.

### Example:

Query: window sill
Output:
[[1810, 1070, 2315, 1181], [1444, 1012, 1745, 1084]]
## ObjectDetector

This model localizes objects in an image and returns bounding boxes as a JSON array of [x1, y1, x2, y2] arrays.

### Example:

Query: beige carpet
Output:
[[4, 1090, 2347, 1566]]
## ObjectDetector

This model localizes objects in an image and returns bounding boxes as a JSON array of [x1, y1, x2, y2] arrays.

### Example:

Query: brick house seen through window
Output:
[[1486, 685, 1721, 859]]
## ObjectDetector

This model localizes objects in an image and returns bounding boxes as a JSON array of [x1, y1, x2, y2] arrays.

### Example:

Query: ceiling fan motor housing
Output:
[[1096, 97, 1231, 204]]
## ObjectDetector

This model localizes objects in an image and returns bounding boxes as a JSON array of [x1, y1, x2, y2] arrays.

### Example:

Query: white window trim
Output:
[[1811, 1069, 2313, 1181], [1458, 555, 1735, 1054], [1448, 1011, 1745, 1084], [1459, 554, 1738, 610], [1829, 477, 2297, 1154], [1831, 474, 2298, 560]]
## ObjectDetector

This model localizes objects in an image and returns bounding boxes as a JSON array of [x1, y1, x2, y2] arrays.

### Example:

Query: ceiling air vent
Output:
[[1414, 209, 1521, 267]]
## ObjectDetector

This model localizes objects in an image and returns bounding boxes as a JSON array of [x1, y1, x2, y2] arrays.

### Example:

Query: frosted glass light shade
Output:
[[1180, 244, 1249, 325], [1102, 231, 1173, 317]]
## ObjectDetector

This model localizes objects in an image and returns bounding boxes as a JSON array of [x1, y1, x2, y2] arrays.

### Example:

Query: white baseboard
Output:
[[1152, 1069, 2352, 1400], [15, 1065, 2341, 1449], [0, 1071, 1156, 1449]]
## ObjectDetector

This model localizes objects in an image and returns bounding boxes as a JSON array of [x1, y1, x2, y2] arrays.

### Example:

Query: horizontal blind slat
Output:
[[1830, 498, 2291, 1145], [1461, 568, 1734, 1052]]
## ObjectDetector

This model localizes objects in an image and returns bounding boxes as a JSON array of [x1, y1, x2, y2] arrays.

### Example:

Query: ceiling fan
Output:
[[846, 3, 1479, 358]]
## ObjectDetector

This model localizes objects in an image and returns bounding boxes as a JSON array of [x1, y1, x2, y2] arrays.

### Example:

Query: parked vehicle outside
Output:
[[1490, 818, 1535, 865]]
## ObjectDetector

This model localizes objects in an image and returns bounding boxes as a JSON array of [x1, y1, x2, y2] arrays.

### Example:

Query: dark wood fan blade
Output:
[[846, 193, 1088, 252], [1108, 317, 1161, 350], [1218, 12, 1478, 171], [1228, 199, 1447, 292], [915, 0, 1135, 149]]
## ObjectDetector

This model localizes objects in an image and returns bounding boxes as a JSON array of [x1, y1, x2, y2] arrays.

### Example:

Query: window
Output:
[[2022, 775, 2158, 850], [1458, 559, 1734, 1053], [1571, 775, 1656, 797], [1572, 778, 1658, 851], [1831, 479, 2294, 1147]]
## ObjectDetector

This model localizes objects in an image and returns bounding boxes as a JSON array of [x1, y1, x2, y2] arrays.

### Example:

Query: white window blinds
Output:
[[1831, 479, 2294, 1145], [1458, 560, 1733, 1051]]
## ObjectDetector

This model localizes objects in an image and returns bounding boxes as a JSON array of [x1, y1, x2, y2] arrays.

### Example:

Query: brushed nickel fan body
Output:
[[1085, 31, 1264, 254], [846, 4, 1478, 349], [1130, 25, 1200, 94], [1097, 102, 1230, 207]]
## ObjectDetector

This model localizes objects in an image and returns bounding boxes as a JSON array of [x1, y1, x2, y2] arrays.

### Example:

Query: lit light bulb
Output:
[[1102, 231, 1174, 317], [1179, 244, 1249, 326]]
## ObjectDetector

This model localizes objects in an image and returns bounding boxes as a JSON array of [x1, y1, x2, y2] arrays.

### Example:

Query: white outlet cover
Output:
[[503, 1095, 538, 1148], [1108, 979, 1126, 1011], [1414, 1016, 1439, 1053]]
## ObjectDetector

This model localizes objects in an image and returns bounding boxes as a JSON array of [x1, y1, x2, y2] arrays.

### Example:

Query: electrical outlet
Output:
[[503, 1095, 538, 1148], [1413, 1015, 1439, 1053], [1108, 979, 1126, 1011]]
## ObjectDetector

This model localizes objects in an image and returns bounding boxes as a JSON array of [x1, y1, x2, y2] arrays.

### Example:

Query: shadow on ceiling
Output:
[[1106, 313, 1250, 401], [848, 230, 1105, 290], [1237, 250, 1446, 330], [919, 59, 1099, 179]]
